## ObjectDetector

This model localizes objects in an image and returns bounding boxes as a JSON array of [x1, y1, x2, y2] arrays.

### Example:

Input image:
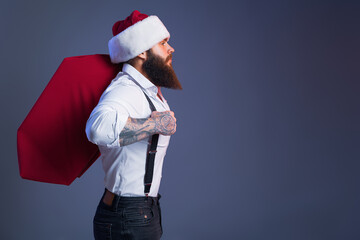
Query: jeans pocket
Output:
[[124, 206, 154, 227], [93, 221, 112, 240]]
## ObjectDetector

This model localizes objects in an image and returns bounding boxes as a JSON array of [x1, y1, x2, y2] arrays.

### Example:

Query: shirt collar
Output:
[[122, 63, 158, 94]]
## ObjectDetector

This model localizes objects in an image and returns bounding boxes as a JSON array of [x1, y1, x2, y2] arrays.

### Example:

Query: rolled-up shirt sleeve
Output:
[[85, 81, 138, 148], [86, 103, 129, 148]]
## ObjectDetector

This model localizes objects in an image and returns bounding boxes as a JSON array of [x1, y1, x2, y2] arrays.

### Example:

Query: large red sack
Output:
[[17, 54, 121, 185]]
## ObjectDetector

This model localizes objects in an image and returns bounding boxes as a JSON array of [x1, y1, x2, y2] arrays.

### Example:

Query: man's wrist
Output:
[[148, 117, 158, 135]]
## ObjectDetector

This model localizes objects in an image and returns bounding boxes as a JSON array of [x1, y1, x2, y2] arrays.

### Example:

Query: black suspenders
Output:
[[130, 78, 160, 196], [141, 92, 159, 196]]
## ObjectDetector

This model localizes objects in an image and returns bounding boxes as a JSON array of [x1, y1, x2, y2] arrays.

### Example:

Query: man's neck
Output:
[[124, 63, 163, 101], [129, 62, 158, 88], [130, 62, 148, 79]]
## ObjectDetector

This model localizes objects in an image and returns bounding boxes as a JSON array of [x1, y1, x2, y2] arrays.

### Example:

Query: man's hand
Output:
[[151, 111, 177, 136]]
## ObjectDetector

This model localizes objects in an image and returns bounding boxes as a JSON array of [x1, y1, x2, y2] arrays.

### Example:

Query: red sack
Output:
[[17, 54, 121, 185]]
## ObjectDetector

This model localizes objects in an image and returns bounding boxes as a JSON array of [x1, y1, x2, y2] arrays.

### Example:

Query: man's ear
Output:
[[137, 51, 147, 61]]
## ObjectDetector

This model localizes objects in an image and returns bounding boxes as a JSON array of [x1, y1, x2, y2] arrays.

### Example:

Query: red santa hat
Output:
[[108, 10, 170, 63]]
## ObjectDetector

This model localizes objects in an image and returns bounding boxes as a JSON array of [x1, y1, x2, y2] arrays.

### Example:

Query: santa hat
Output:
[[108, 10, 170, 63]]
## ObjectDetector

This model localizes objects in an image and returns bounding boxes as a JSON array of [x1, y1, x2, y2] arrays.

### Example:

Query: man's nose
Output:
[[168, 44, 175, 54]]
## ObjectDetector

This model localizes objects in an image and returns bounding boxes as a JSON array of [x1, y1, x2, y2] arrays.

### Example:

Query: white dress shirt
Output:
[[86, 63, 171, 197]]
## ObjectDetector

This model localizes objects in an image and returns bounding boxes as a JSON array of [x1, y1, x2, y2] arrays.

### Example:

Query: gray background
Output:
[[1, 0, 359, 239]]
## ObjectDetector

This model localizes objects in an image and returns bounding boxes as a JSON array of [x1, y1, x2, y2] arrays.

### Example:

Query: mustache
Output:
[[166, 54, 172, 63]]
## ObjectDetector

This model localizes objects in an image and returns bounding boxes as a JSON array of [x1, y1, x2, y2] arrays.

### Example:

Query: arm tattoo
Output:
[[119, 118, 155, 146]]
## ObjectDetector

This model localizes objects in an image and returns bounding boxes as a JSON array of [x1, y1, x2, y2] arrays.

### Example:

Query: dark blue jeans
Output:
[[93, 191, 163, 240]]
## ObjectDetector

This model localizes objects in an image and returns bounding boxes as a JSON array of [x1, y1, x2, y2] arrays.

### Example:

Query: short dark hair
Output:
[[125, 57, 136, 66], [125, 49, 151, 66]]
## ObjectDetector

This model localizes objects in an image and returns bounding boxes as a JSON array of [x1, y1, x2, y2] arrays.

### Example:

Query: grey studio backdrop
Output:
[[0, 0, 359, 239]]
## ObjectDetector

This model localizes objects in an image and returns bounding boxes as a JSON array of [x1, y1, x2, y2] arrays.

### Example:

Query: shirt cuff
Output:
[[106, 112, 129, 148]]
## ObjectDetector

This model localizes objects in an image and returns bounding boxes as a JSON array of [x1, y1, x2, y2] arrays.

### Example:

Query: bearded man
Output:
[[85, 10, 181, 240]]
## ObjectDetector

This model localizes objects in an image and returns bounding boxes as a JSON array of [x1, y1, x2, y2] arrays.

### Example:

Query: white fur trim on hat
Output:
[[108, 16, 170, 63]]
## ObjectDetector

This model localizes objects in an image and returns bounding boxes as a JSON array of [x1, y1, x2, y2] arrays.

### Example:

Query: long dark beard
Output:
[[142, 50, 182, 90]]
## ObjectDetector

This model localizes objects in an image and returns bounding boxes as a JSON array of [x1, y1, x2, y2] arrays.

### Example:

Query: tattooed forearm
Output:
[[119, 118, 155, 146], [119, 111, 177, 146]]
